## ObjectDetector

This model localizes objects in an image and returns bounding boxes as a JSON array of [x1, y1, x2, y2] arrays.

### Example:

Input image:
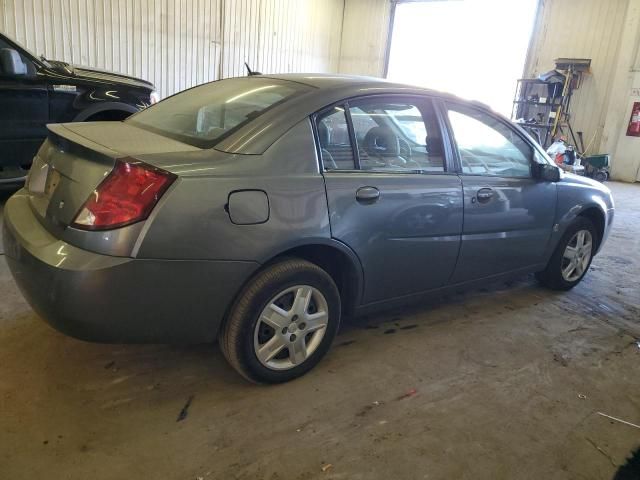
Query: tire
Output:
[[594, 170, 608, 183], [536, 217, 597, 291], [219, 258, 341, 384]]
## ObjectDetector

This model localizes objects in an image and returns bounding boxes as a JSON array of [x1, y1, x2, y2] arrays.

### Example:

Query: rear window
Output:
[[127, 77, 311, 148]]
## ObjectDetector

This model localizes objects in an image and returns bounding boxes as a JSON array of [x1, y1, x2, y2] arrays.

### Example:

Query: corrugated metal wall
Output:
[[524, 0, 630, 154], [0, 0, 344, 98], [338, 0, 390, 76]]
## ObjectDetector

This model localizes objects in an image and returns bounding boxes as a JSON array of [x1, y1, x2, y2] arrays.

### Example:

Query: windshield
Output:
[[127, 77, 311, 148]]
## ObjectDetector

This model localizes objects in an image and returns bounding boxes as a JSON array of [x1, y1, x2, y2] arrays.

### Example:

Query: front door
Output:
[[444, 102, 557, 283], [0, 39, 48, 178], [318, 96, 463, 304]]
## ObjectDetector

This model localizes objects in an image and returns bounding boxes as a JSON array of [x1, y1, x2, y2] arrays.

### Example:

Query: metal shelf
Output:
[[516, 123, 554, 129], [513, 100, 561, 106]]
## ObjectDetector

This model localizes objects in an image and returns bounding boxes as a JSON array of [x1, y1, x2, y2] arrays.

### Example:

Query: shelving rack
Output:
[[511, 78, 564, 148], [511, 58, 591, 150]]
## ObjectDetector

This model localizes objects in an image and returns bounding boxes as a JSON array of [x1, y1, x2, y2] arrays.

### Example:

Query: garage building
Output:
[[1, 1, 639, 478]]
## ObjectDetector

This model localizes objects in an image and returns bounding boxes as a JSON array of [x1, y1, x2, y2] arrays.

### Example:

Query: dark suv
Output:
[[0, 32, 157, 185]]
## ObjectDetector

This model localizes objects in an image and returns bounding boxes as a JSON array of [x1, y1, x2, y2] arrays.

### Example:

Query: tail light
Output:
[[72, 158, 175, 231]]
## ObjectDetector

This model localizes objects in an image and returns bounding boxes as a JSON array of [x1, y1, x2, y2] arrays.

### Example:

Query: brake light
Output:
[[72, 159, 175, 230]]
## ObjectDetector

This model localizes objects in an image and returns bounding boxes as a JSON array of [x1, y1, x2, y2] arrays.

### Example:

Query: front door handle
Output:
[[476, 188, 494, 204], [356, 186, 380, 204]]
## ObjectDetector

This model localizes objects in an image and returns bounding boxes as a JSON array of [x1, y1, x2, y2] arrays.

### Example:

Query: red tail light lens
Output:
[[72, 159, 176, 230]]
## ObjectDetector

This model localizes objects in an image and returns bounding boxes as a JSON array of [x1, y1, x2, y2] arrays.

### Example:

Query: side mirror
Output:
[[0, 48, 29, 76], [534, 163, 561, 182]]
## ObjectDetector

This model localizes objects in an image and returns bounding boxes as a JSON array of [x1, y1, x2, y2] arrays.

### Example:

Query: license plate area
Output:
[[44, 169, 61, 198], [27, 155, 49, 194], [27, 155, 64, 221], [28, 156, 61, 200]]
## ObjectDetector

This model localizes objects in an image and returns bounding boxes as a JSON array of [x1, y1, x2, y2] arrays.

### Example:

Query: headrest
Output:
[[317, 122, 330, 147], [363, 126, 400, 157]]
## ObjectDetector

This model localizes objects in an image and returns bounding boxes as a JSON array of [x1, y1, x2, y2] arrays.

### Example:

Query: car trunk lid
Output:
[[28, 122, 198, 231]]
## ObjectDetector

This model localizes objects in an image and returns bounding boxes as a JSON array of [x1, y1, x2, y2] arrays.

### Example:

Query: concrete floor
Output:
[[1, 182, 639, 479]]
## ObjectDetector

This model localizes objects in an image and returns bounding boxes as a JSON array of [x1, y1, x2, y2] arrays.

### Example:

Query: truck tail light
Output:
[[72, 159, 175, 231]]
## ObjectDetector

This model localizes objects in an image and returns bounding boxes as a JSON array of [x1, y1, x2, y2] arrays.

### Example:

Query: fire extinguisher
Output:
[[628, 102, 640, 136]]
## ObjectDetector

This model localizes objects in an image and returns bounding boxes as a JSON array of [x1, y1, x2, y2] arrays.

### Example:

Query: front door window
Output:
[[447, 105, 532, 177]]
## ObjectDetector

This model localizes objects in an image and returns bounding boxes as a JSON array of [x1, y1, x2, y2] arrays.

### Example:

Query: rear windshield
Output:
[[127, 77, 311, 148]]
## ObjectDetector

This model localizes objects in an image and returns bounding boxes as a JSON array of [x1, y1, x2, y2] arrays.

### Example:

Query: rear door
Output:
[[318, 95, 463, 305], [444, 102, 556, 283]]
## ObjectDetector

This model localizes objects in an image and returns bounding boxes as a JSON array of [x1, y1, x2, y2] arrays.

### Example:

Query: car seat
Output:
[[362, 126, 405, 168]]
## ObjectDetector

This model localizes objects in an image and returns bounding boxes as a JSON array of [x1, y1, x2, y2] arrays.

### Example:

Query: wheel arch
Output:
[[73, 102, 139, 122], [544, 198, 609, 264], [577, 206, 605, 251], [262, 240, 364, 315]]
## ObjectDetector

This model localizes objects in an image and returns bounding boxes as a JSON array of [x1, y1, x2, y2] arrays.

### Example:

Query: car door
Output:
[[0, 38, 48, 178], [317, 95, 463, 305], [444, 101, 557, 283]]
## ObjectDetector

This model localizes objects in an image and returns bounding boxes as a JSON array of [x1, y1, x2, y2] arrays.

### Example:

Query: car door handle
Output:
[[476, 188, 494, 204], [356, 186, 380, 203]]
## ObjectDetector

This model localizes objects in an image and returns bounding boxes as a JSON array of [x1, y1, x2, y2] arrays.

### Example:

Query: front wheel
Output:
[[219, 259, 341, 383], [536, 217, 597, 290]]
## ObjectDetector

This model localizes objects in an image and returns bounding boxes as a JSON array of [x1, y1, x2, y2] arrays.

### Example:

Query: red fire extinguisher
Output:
[[627, 102, 640, 137]]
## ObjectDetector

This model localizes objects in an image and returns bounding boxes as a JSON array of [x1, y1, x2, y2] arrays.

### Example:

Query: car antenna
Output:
[[244, 62, 262, 76]]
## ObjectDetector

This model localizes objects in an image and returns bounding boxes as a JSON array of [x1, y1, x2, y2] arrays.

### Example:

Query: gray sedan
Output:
[[3, 74, 614, 383]]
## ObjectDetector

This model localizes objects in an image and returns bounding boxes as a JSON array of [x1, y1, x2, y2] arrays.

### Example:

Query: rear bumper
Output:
[[2, 191, 259, 343]]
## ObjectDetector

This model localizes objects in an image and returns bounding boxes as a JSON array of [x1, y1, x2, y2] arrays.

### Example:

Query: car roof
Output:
[[213, 73, 496, 155], [260, 73, 402, 88], [259, 72, 461, 98]]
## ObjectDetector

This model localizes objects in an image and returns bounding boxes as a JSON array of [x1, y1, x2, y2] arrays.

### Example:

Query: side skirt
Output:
[[353, 264, 547, 317]]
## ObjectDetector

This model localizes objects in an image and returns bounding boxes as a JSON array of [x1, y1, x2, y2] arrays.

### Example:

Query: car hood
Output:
[[559, 172, 613, 209], [560, 172, 610, 192], [48, 60, 154, 90]]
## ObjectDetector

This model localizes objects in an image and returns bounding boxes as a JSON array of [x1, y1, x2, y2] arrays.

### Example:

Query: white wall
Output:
[[525, 0, 640, 181], [338, 0, 391, 76], [601, 0, 640, 182], [0, 0, 344, 98], [524, 0, 630, 157]]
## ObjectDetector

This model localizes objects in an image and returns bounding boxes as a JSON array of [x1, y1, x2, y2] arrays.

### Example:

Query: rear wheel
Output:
[[219, 259, 341, 383], [536, 217, 597, 290]]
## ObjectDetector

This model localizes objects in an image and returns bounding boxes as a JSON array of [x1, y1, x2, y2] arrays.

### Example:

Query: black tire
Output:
[[219, 258, 341, 384], [536, 217, 597, 291], [594, 170, 608, 183]]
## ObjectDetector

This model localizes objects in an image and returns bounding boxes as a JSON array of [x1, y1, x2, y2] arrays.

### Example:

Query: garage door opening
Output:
[[386, 0, 539, 116]]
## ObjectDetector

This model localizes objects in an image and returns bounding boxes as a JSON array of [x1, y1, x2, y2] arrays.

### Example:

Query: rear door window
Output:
[[316, 106, 356, 170], [348, 98, 446, 173]]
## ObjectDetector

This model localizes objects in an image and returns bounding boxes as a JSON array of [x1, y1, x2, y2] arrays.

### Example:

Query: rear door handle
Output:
[[476, 188, 494, 204], [356, 186, 380, 203]]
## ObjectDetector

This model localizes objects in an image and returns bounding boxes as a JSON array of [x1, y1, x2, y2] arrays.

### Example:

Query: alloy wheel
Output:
[[561, 229, 593, 282], [253, 285, 329, 370]]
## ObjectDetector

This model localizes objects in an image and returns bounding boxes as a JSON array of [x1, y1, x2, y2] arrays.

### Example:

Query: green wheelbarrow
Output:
[[583, 154, 610, 182]]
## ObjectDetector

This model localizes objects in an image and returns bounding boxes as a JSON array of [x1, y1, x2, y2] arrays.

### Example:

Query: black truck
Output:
[[0, 32, 157, 185]]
